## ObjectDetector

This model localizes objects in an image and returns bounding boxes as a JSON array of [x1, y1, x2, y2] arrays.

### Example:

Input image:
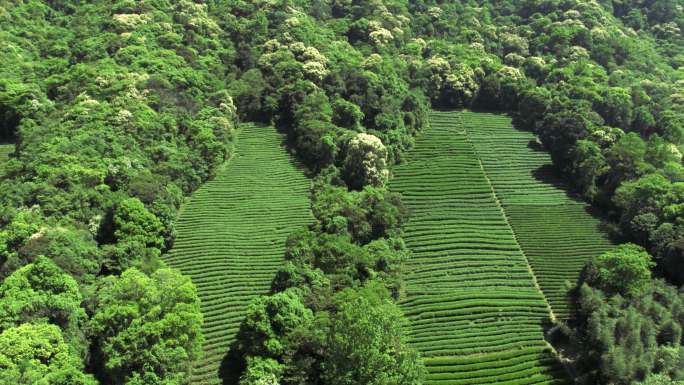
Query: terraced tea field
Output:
[[0, 143, 13, 174], [164, 124, 312, 384], [459, 111, 613, 319], [391, 111, 569, 384]]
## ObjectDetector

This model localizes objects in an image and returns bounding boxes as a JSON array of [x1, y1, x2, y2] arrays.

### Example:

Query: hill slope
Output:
[[0, 144, 12, 175], [164, 124, 312, 384], [460, 111, 614, 319], [391, 111, 568, 385]]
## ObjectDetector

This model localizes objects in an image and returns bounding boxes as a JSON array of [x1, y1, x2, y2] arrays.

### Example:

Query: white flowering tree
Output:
[[426, 56, 479, 107], [343, 133, 389, 190]]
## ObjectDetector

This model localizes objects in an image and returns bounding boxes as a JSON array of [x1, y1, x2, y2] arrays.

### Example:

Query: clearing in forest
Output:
[[391, 111, 569, 385], [460, 111, 613, 320], [164, 124, 312, 385]]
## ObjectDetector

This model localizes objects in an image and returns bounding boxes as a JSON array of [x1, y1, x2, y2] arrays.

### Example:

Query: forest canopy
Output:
[[0, 0, 683, 384]]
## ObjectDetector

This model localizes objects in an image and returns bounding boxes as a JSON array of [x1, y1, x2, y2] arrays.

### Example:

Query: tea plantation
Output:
[[163, 112, 613, 384], [163, 124, 312, 384], [460, 111, 614, 319], [390, 111, 569, 385]]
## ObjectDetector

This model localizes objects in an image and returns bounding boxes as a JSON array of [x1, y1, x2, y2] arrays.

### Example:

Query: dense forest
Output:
[[0, 0, 683, 384]]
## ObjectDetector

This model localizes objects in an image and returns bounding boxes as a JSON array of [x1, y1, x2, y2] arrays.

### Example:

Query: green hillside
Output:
[[391, 111, 568, 385], [164, 124, 312, 384], [460, 111, 614, 319], [0, 144, 12, 175], [1, 0, 683, 383]]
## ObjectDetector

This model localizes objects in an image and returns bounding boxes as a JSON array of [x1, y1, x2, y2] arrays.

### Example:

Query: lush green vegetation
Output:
[[0, 144, 12, 175], [2, 0, 684, 383], [390, 111, 568, 384], [0, 0, 234, 382], [460, 111, 614, 319], [573, 244, 684, 384], [164, 123, 313, 384], [224, 167, 423, 384], [197, 2, 430, 384]]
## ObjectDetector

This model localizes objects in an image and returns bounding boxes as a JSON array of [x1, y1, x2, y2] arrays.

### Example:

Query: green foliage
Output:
[[571, 139, 609, 200], [3, 0, 684, 382], [312, 182, 407, 245], [236, 289, 323, 384], [598, 87, 633, 130], [0, 323, 96, 385], [614, 174, 684, 283], [285, 228, 407, 292], [584, 244, 655, 297], [342, 133, 390, 189], [0, 0, 240, 378], [15, 226, 100, 283], [577, 280, 684, 384], [323, 288, 425, 385], [605, 133, 653, 192], [113, 198, 164, 250], [638, 374, 684, 385], [271, 261, 330, 299], [285, 231, 369, 286], [238, 289, 315, 359], [98, 197, 167, 275], [0, 209, 44, 278], [90, 268, 203, 385], [240, 357, 284, 385], [0, 257, 86, 352], [332, 98, 364, 131]]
